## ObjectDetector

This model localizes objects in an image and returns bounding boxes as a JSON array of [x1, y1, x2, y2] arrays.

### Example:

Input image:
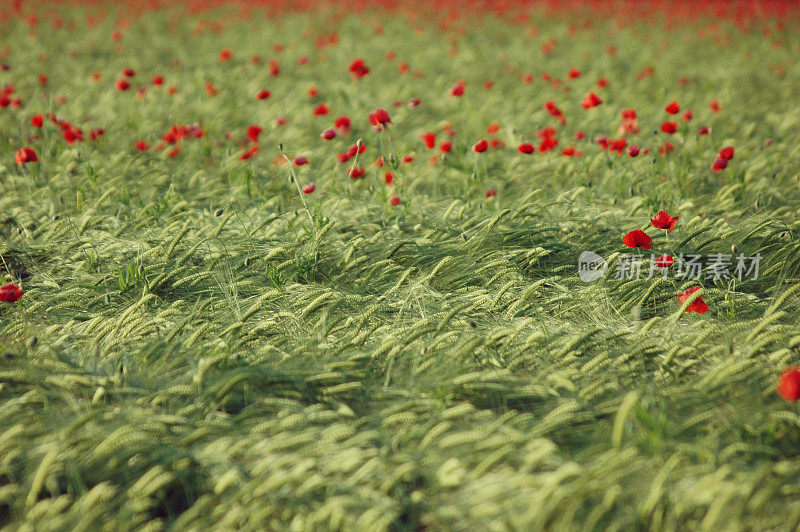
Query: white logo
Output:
[[578, 251, 607, 282]]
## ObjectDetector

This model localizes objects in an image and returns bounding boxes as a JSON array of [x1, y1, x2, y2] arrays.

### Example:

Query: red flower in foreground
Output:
[[650, 210, 678, 230], [450, 81, 465, 97], [518, 143, 535, 154], [778, 367, 800, 402], [348, 166, 365, 179], [627, 145, 640, 157], [320, 128, 336, 140], [664, 100, 680, 114], [31, 114, 43, 128], [302, 182, 315, 194], [348, 58, 370, 79], [0, 283, 23, 303], [581, 91, 603, 109], [677, 286, 708, 314], [14, 147, 37, 164], [334, 116, 351, 134], [661, 121, 677, 134], [368, 108, 391, 131], [152, 75, 164, 86], [472, 139, 488, 153], [313, 103, 329, 116], [421, 132, 436, 149], [389, 195, 401, 206], [135, 140, 149, 151], [718, 146, 734, 160], [256, 89, 270, 100], [439, 141, 452, 153], [698, 126, 709, 135], [568, 67, 581, 79], [115, 79, 130, 91], [246, 125, 262, 143], [623, 229, 652, 249], [711, 156, 728, 172], [293, 156, 308, 166]]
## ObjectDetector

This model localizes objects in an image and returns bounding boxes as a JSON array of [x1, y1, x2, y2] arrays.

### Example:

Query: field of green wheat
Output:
[[2, 1, 800, 530]]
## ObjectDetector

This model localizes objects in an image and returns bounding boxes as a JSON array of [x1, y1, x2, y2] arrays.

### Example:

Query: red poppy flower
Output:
[[522, 74, 534, 84], [487, 123, 500, 135], [297, 56, 309, 65], [490, 139, 505, 150], [152, 75, 164, 86], [651, 210, 678, 230], [320, 128, 336, 140], [660, 142, 675, 155], [677, 286, 708, 314], [135, 140, 149, 151], [348, 58, 370, 79], [561, 146, 580, 157], [256, 89, 270, 100], [485, 189, 497, 198], [275, 117, 288, 126], [778, 367, 800, 402], [574, 131, 585, 140], [334, 116, 351, 134], [219, 48, 232, 62], [313, 103, 329, 116], [664, 100, 680, 114], [581, 91, 603, 109], [610, 138, 627, 154], [384, 171, 395, 185], [389, 196, 401, 206], [718, 146, 734, 160], [472, 139, 488, 153], [568, 67, 581, 79], [402, 154, 414, 163], [597, 77, 608, 88], [205, 82, 218, 96], [682, 109, 693, 121], [709, 98, 721, 113], [399, 62, 409, 74], [698, 126, 709, 135], [31, 114, 43, 128], [348, 166, 365, 179], [0, 283, 23, 303], [269, 60, 280, 76], [623, 229, 652, 249], [711, 156, 728, 172], [484, 80, 494, 90], [654, 254, 674, 268], [89, 128, 105, 141], [450, 81, 465, 97], [346, 143, 366, 158], [239, 145, 258, 160], [627, 145, 640, 157], [518, 143, 535, 154], [439, 141, 452, 153], [368, 108, 391, 131], [122, 68, 136, 77], [293, 156, 308, 166], [408, 98, 421, 108], [166, 86, 177, 95], [246, 125, 262, 142], [302, 182, 315, 194], [115, 79, 130, 91], [421, 132, 436, 149], [661, 121, 677, 134], [14, 147, 37, 164]]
